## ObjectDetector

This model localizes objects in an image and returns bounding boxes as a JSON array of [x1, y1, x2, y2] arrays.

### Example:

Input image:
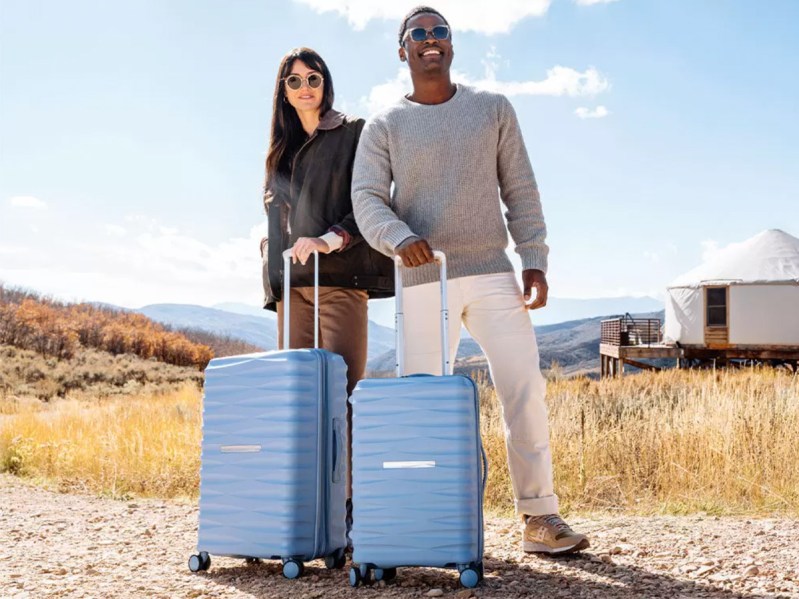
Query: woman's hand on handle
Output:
[[291, 237, 331, 265]]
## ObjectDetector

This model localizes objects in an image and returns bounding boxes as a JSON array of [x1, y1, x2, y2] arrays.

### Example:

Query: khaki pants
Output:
[[276, 286, 368, 393], [277, 286, 368, 499], [401, 272, 558, 517]]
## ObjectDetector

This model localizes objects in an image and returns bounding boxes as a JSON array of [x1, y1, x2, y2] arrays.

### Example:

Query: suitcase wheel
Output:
[[459, 567, 480, 589], [349, 566, 362, 587], [373, 567, 397, 582], [282, 559, 304, 579], [324, 549, 346, 570], [188, 552, 211, 573], [358, 563, 372, 584], [349, 563, 372, 586]]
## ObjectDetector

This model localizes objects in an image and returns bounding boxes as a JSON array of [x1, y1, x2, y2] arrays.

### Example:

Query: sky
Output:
[[2, 0, 798, 317]]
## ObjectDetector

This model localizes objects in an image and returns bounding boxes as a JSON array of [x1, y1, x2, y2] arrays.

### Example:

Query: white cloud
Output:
[[484, 66, 609, 97], [104, 224, 127, 237], [701, 239, 720, 262], [575, 0, 620, 5], [0, 213, 271, 309], [361, 64, 610, 116], [575, 105, 610, 119], [293, 0, 551, 35], [8, 196, 47, 210], [361, 70, 412, 116]]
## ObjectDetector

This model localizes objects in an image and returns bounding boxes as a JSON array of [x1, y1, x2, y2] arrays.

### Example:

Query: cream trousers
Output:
[[401, 271, 558, 516]]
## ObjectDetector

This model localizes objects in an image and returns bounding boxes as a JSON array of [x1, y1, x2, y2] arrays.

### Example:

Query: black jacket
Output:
[[262, 109, 394, 311]]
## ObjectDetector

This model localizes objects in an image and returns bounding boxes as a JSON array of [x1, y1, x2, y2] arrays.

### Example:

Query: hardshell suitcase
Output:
[[188, 250, 349, 578], [349, 252, 487, 589]]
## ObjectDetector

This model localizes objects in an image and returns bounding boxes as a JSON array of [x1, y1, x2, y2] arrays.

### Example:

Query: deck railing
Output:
[[600, 315, 662, 346]]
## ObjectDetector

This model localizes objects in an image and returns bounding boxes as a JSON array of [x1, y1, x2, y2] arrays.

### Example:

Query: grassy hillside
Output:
[[0, 345, 203, 403], [0, 284, 261, 378]]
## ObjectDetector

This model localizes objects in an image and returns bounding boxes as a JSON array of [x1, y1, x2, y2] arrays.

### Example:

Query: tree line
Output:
[[0, 284, 214, 369]]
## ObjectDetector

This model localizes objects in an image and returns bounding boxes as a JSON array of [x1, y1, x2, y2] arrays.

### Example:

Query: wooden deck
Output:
[[599, 343, 681, 377], [599, 316, 799, 377]]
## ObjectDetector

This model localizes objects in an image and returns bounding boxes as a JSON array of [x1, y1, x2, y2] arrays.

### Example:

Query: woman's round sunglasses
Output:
[[404, 25, 450, 43], [283, 73, 324, 91]]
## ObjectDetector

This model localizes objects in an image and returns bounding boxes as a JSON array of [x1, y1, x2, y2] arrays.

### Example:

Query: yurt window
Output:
[[705, 286, 728, 327]]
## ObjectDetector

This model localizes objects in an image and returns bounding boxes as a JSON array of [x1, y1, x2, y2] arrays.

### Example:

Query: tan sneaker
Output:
[[523, 514, 590, 554]]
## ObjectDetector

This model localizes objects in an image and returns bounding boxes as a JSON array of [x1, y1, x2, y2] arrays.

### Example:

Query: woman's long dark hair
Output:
[[264, 47, 335, 206]]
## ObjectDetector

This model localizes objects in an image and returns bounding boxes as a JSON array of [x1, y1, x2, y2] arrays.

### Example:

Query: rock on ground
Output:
[[1, 474, 797, 598]]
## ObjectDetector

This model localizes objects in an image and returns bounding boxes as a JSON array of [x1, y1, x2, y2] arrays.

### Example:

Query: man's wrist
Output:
[[395, 235, 421, 250]]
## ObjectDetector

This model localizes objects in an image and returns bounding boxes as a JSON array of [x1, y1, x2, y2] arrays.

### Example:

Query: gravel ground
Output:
[[2, 474, 797, 599]]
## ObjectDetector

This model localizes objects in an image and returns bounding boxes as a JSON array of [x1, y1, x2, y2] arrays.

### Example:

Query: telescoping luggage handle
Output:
[[281, 248, 320, 350], [394, 251, 489, 492], [393, 251, 449, 378]]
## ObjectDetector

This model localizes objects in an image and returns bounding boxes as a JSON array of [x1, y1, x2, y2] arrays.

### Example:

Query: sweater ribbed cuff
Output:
[[383, 223, 419, 254], [519, 247, 549, 274]]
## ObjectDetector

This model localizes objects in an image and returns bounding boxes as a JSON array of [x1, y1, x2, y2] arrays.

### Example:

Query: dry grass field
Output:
[[0, 384, 200, 499], [1, 366, 797, 516], [481, 367, 799, 516]]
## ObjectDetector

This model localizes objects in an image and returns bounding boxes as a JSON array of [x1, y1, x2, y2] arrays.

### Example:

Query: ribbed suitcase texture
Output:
[[195, 349, 348, 566], [350, 374, 484, 568], [348, 251, 486, 588]]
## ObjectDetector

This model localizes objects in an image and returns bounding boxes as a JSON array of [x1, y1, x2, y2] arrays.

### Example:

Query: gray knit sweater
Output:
[[351, 84, 548, 288]]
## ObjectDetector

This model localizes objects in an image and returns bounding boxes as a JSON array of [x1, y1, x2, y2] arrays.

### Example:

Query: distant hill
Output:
[[368, 310, 667, 377], [139, 303, 397, 361], [0, 284, 215, 369], [137, 301, 667, 378], [532, 296, 664, 326], [366, 295, 664, 329], [139, 304, 277, 351]]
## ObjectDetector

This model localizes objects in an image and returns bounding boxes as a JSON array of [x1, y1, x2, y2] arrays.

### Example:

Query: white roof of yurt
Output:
[[668, 229, 799, 289]]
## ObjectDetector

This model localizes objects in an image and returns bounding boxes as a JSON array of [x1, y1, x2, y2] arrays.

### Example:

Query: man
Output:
[[351, 6, 589, 554]]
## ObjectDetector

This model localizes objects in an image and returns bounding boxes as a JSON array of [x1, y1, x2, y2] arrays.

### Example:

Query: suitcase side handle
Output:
[[393, 251, 449, 377], [281, 249, 320, 349], [332, 417, 345, 484], [480, 443, 489, 494]]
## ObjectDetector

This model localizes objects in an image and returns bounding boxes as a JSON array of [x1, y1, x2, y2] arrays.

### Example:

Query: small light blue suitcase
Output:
[[188, 250, 349, 579], [349, 252, 487, 589]]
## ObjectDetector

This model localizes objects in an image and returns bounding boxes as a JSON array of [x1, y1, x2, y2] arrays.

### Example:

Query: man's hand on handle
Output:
[[523, 269, 548, 310], [291, 237, 331, 265], [395, 237, 436, 268]]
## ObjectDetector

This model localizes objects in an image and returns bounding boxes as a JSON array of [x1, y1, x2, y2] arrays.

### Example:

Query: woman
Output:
[[262, 47, 393, 395]]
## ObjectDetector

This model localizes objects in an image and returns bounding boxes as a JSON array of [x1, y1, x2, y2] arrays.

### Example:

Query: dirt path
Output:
[[1, 474, 797, 598]]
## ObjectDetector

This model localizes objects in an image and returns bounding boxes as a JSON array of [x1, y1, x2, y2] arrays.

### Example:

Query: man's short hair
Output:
[[398, 6, 450, 46]]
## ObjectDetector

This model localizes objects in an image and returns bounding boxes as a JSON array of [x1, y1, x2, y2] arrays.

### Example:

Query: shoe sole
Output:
[[523, 537, 590, 555]]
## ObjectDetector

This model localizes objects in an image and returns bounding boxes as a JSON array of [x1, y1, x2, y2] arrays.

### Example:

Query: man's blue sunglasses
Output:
[[404, 25, 451, 43]]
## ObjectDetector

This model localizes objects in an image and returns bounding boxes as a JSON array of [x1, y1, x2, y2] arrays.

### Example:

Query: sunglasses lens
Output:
[[410, 28, 427, 42], [432, 26, 449, 40], [286, 75, 302, 90], [308, 73, 322, 88]]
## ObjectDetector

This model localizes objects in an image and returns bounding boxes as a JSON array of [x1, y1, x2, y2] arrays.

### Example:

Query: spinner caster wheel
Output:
[[349, 565, 362, 587], [374, 567, 397, 582], [325, 548, 347, 570], [188, 551, 211, 572], [459, 567, 480, 588], [359, 563, 372, 584], [282, 559, 304, 579]]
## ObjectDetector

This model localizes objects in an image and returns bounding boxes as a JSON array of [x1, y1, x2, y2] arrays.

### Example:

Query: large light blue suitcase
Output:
[[188, 250, 349, 579], [349, 252, 487, 589]]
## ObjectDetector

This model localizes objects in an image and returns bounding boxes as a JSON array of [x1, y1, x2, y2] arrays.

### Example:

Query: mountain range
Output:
[[138, 298, 666, 377]]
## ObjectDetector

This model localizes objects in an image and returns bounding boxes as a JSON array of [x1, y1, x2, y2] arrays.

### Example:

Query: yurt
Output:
[[664, 229, 799, 348]]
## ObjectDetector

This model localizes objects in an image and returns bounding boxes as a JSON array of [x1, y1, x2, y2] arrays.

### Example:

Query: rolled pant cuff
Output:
[[515, 494, 559, 517]]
